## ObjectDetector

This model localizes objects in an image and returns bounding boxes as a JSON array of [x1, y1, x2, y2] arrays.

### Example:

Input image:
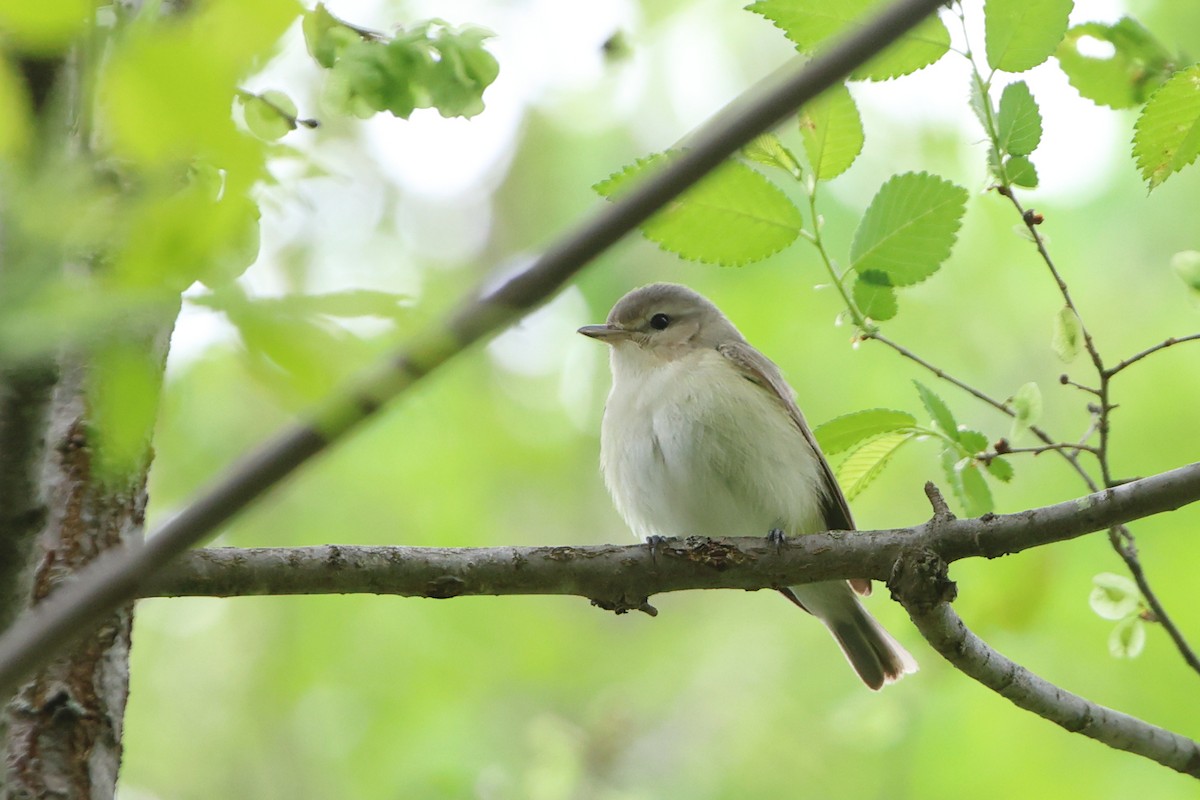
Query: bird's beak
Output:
[[577, 324, 630, 342]]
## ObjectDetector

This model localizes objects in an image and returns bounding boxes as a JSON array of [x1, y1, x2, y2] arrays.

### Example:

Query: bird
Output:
[[578, 282, 916, 689]]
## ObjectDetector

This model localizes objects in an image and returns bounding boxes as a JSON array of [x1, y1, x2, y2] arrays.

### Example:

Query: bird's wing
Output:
[[717, 341, 870, 596]]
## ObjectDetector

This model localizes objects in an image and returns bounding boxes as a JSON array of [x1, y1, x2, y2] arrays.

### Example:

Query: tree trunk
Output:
[[1, 344, 173, 800], [0, 51, 174, 799]]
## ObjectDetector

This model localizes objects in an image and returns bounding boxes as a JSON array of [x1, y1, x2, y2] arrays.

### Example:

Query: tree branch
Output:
[[891, 551, 1200, 777], [134, 462, 1200, 601], [1106, 333, 1200, 377], [0, 0, 952, 696]]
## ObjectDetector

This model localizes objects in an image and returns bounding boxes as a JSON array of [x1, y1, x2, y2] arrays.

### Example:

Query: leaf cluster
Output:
[[303, 5, 499, 121]]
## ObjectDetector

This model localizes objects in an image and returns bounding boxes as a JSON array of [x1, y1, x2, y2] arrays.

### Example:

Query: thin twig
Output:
[[865, 331, 1099, 491], [1106, 333, 1200, 377], [1109, 523, 1200, 674], [1000, 190, 1106, 375], [0, 0, 954, 696], [1059, 373, 1101, 396], [1000, 188, 1199, 677], [993, 443, 1101, 458]]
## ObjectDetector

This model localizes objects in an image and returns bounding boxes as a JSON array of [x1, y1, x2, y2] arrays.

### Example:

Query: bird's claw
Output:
[[767, 528, 787, 555], [646, 534, 674, 564]]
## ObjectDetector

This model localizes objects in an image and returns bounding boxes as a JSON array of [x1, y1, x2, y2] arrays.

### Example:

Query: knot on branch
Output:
[[424, 576, 467, 599], [888, 547, 956, 615], [590, 597, 658, 617]]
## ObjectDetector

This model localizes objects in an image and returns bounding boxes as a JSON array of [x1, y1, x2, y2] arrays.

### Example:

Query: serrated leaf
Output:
[[1009, 381, 1042, 440], [1109, 616, 1146, 658], [852, 270, 896, 321], [959, 462, 994, 516], [1134, 65, 1200, 190], [1171, 250, 1200, 295], [814, 408, 916, 455], [850, 172, 968, 286], [799, 83, 864, 180], [1052, 305, 1083, 362], [743, 133, 802, 178], [957, 430, 989, 455], [984, 0, 1073, 73], [836, 431, 915, 500], [1090, 572, 1139, 620], [913, 380, 957, 441], [747, 0, 950, 81], [595, 152, 802, 266], [986, 456, 1014, 482], [1004, 155, 1039, 188], [969, 74, 994, 134], [1056, 18, 1175, 110], [996, 81, 1042, 156]]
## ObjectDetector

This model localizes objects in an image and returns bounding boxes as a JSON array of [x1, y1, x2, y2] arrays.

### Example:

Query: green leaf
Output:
[[747, 0, 950, 81], [959, 463, 994, 516], [240, 90, 298, 141], [0, 0, 91, 53], [1133, 65, 1200, 190], [1009, 382, 1042, 440], [837, 431, 916, 500], [1089, 572, 1139, 621], [996, 81, 1042, 156], [1056, 18, 1175, 109], [1052, 305, 1083, 362], [222, 292, 371, 404], [986, 457, 1014, 482], [1004, 155, 1039, 188], [1109, 616, 1146, 659], [595, 152, 803, 266], [849, 172, 968, 286], [302, 3, 358, 69], [320, 23, 498, 121], [88, 344, 164, 481], [814, 408, 916, 455], [799, 83, 864, 180], [968, 74, 993, 135], [984, 0, 1073, 73], [913, 380, 957, 440], [956, 430, 989, 456], [1171, 250, 1200, 296], [852, 270, 897, 321], [742, 134, 802, 178], [940, 449, 992, 516], [426, 25, 499, 119]]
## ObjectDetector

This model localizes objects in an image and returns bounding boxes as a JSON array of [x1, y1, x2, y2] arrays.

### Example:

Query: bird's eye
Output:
[[649, 313, 671, 330]]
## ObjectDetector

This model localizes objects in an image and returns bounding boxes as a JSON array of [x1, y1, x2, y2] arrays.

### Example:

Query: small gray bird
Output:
[[579, 283, 916, 690]]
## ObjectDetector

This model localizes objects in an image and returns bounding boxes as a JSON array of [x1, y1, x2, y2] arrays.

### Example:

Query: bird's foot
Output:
[[645, 535, 676, 563], [766, 528, 787, 555]]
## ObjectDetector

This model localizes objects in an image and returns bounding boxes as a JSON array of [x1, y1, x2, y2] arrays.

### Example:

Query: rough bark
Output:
[[1, 363, 153, 800]]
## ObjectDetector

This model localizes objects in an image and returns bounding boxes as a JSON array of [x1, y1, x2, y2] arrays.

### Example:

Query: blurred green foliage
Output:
[[1, 0, 1198, 797]]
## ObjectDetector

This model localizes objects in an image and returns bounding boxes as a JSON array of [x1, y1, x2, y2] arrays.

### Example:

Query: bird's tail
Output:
[[783, 581, 918, 690]]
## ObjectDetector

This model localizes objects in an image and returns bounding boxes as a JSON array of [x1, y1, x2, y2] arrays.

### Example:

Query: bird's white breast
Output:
[[600, 345, 827, 541]]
